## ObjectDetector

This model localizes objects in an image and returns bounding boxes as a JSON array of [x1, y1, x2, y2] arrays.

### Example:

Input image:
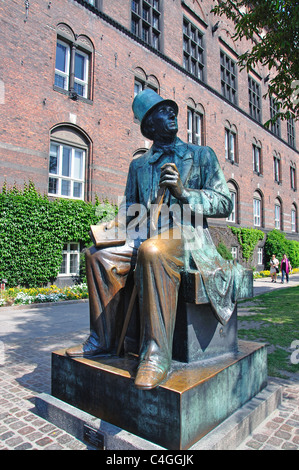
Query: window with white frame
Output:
[[134, 79, 143, 97], [55, 40, 70, 91], [231, 246, 238, 259], [55, 39, 89, 99], [227, 190, 236, 222], [59, 243, 80, 276], [226, 181, 238, 223], [253, 191, 262, 227], [54, 24, 93, 101], [134, 74, 159, 98], [225, 128, 237, 163], [290, 164, 296, 190], [187, 108, 203, 145], [74, 49, 89, 98], [48, 142, 85, 199], [252, 142, 262, 174], [273, 153, 281, 183], [257, 248, 263, 265], [291, 204, 297, 232], [274, 199, 282, 229], [253, 198, 261, 227], [274, 204, 280, 229], [133, 71, 159, 119]]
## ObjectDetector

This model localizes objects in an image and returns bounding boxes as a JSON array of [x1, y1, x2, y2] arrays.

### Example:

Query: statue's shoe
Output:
[[134, 360, 169, 390], [66, 332, 108, 357]]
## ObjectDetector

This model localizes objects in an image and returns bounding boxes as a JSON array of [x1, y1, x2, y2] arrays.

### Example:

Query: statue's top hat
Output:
[[132, 89, 178, 139]]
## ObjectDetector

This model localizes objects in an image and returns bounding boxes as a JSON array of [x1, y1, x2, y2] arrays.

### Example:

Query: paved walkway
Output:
[[0, 276, 298, 450]]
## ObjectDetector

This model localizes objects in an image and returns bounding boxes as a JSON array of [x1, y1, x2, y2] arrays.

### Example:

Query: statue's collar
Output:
[[149, 137, 186, 164]]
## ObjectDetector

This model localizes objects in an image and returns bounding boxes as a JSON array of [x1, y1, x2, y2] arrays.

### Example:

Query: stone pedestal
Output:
[[51, 340, 267, 450]]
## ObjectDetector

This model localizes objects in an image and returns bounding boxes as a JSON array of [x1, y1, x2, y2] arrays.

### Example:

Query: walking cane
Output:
[[116, 185, 166, 356]]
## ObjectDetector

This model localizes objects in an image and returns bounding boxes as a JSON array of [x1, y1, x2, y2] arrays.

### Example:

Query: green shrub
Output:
[[286, 239, 299, 268], [216, 241, 233, 260], [0, 181, 117, 287], [264, 229, 299, 269]]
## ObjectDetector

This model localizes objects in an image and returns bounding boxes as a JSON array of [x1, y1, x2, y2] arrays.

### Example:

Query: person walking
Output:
[[270, 254, 279, 282], [281, 254, 291, 284]]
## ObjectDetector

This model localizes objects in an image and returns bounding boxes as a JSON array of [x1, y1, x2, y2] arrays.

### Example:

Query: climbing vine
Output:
[[0, 181, 117, 287], [229, 226, 264, 262]]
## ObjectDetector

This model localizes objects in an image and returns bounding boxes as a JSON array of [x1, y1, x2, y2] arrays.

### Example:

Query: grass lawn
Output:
[[238, 286, 299, 379]]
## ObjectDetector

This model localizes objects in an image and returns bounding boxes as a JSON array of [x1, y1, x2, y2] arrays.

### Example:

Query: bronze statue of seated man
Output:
[[66, 89, 241, 390]]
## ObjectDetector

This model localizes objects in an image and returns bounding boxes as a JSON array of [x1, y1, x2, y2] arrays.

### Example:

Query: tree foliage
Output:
[[264, 229, 299, 268], [0, 181, 117, 287], [211, 0, 299, 124]]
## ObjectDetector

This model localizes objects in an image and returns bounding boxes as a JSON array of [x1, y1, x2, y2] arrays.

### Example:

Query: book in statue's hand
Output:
[[89, 222, 126, 248]]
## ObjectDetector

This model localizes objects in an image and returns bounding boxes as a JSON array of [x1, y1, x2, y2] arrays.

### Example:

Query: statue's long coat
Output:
[[122, 137, 244, 325]]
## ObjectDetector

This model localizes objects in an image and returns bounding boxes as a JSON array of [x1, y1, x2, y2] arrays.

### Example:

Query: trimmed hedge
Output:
[[0, 181, 117, 287]]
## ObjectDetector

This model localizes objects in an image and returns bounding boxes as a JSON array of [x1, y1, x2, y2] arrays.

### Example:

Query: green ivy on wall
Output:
[[229, 226, 264, 262], [0, 181, 117, 287]]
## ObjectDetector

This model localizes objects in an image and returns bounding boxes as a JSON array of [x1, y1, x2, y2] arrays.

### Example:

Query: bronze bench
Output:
[[124, 268, 253, 363]]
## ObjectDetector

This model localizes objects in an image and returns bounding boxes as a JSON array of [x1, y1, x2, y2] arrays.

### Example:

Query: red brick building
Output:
[[0, 0, 298, 274]]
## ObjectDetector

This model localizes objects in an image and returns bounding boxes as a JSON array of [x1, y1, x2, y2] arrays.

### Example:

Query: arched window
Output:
[[274, 197, 283, 230], [54, 24, 94, 101], [252, 138, 262, 175], [226, 180, 239, 223], [48, 125, 91, 201], [134, 67, 160, 96], [133, 68, 160, 121], [187, 99, 205, 146], [273, 151, 281, 184], [224, 121, 238, 163], [291, 203, 297, 233], [253, 190, 263, 227], [290, 161, 297, 191]]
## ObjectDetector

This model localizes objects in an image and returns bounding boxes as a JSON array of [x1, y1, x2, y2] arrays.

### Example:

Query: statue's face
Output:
[[149, 104, 178, 140]]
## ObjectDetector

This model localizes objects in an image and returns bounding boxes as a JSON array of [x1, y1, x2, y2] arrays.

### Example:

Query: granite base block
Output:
[[51, 340, 267, 450]]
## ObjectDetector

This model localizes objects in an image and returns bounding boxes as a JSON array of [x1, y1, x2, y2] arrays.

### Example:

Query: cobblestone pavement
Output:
[[0, 300, 91, 450], [0, 327, 90, 450], [0, 277, 298, 451], [237, 378, 299, 450]]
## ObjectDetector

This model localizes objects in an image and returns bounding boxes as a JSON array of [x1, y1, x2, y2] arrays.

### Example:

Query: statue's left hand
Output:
[[159, 163, 185, 199]]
